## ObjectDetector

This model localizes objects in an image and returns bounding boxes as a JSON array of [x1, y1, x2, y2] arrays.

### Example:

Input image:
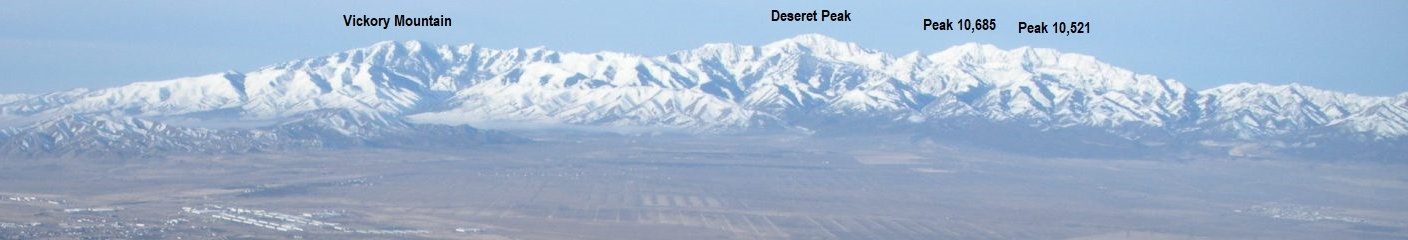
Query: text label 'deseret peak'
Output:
[[771, 10, 852, 22]]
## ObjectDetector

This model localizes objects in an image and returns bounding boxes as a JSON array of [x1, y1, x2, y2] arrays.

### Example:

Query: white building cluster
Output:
[[184, 205, 334, 232], [1237, 202, 1369, 224], [182, 205, 427, 235]]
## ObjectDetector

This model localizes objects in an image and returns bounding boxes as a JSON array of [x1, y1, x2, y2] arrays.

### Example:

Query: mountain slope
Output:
[[0, 115, 270, 157], [266, 109, 524, 148], [0, 111, 522, 157], [1197, 83, 1391, 138]]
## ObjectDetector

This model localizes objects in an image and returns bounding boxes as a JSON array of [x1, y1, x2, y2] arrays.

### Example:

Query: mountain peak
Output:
[[758, 34, 888, 68], [356, 40, 438, 59], [934, 42, 1006, 58], [950, 42, 1003, 51], [0, 93, 32, 105], [764, 33, 869, 54], [693, 42, 747, 53], [770, 33, 845, 46], [1207, 82, 1371, 100], [369, 40, 429, 48]]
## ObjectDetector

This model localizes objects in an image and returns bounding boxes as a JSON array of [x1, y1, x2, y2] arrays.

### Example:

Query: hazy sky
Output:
[[2, 0, 1405, 95]]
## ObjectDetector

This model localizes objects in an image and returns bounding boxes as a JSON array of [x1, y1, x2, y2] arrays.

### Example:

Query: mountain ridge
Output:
[[0, 110, 522, 157]]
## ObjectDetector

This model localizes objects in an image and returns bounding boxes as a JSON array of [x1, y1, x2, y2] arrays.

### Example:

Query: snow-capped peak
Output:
[[765, 33, 852, 49], [761, 33, 888, 67]]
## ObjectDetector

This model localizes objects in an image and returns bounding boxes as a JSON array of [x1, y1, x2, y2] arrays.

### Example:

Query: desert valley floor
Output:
[[1, 134, 1405, 239]]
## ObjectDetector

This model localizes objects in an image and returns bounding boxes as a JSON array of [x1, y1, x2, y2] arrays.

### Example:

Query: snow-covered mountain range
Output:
[[1, 34, 1403, 158]]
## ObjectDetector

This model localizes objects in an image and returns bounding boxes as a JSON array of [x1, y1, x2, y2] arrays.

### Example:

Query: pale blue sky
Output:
[[1, 0, 1404, 95]]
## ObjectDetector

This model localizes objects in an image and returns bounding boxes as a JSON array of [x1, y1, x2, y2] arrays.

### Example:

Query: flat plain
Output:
[[1, 134, 1405, 239]]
